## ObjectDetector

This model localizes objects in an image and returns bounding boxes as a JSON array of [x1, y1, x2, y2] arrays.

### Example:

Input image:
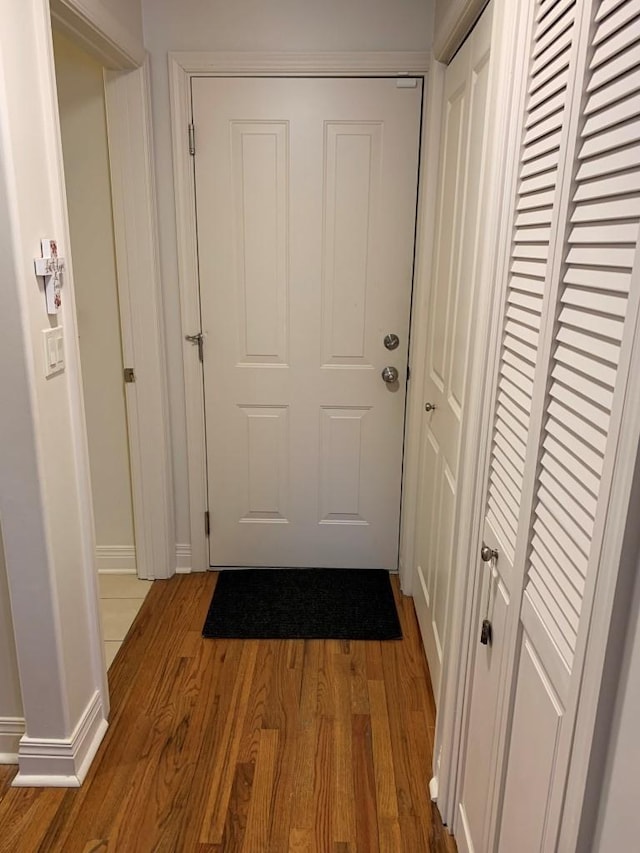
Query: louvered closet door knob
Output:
[[480, 544, 498, 563], [424, 402, 437, 412], [381, 366, 399, 383]]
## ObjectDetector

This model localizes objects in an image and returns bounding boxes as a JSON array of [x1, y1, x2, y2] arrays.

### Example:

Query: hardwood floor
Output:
[[0, 573, 456, 852]]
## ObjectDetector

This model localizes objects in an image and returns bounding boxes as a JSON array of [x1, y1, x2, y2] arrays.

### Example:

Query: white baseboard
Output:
[[429, 775, 439, 801], [96, 545, 137, 574], [0, 717, 25, 764], [12, 690, 108, 787], [175, 543, 191, 573]]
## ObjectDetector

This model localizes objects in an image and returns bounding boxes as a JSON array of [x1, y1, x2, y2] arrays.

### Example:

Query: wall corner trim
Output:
[[12, 691, 107, 787]]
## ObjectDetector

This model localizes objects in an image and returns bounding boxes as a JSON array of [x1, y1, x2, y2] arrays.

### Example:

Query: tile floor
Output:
[[98, 574, 153, 669]]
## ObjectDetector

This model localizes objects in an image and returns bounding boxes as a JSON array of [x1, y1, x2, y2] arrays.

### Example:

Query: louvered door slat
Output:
[[547, 398, 608, 454], [582, 90, 640, 135], [540, 454, 593, 536], [503, 348, 536, 382], [584, 65, 640, 115], [538, 0, 575, 27], [531, 536, 580, 620], [555, 325, 622, 364], [554, 344, 617, 388], [543, 433, 601, 495], [593, 0, 639, 39], [532, 518, 588, 594], [534, 503, 588, 577], [533, 6, 575, 57], [508, 274, 546, 295], [531, 40, 573, 86], [526, 583, 576, 666], [587, 27, 638, 73], [529, 555, 580, 635], [596, 0, 630, 21], [529, 68, 571, 111], [580, 118, 640, 157], [577, 146, 640, 179]]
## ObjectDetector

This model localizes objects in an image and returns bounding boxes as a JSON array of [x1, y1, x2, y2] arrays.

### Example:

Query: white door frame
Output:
[[51, 4, 175, 581], [168, 51, 429, 574]]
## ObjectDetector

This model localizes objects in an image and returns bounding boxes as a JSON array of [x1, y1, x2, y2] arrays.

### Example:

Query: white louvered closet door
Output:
[[458, 0, 640, 851], [499, 0, 640, 847]]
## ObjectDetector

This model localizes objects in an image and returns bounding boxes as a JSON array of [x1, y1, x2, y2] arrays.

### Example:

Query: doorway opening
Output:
[[52, 30, 152, 668]]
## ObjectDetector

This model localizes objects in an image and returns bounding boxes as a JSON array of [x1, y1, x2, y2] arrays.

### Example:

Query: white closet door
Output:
[[412, 1, 494, 702], [456, 0, 582, 847], [499, 1, 640, 847]]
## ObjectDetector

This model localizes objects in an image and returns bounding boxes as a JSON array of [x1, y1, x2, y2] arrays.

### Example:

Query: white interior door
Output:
[[412, 3, 494, 700], [191, 77, 421, 568]]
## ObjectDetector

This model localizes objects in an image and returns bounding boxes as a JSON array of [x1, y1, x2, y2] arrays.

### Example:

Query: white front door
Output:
[[412, 3, 494, 699], [191, 77, 421, 568]]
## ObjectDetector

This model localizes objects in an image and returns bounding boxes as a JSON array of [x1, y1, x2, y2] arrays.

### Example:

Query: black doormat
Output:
[[202, 568, 402, 640]]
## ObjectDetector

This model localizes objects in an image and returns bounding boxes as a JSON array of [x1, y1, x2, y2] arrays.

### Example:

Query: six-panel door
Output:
[[191, 77, 421, 568]]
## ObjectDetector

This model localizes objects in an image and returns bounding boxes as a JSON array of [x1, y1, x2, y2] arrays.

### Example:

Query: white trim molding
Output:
[[104, 60, 176, 582], [169, 50, 430, 574], [0, 717, 26, 764], [49, 0, 144, 70], [95, 545, 137, 574], [175, 544, 191, 574], [13, 691, 107, 787], [170, 51, 430, 76]]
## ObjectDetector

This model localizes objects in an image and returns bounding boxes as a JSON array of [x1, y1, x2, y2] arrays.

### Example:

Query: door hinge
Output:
[[204, 510, 210, 536], [185, 332, 203, 362], [123, 367, 135, 383], [188, 122, 195, 156]]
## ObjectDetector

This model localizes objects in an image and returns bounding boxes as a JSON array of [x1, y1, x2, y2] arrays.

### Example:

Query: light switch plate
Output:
[[43, 326, 65, 377]]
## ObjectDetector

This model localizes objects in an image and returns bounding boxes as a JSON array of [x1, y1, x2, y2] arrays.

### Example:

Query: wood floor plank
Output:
[[331, 650, 357, 847], [368, 677, 399, 819], [352, 713, 380, 853], [0, 766, 15, 804], [200, 640, 259, 844], [0, 573, 457, 853], [262, 640, 304, 851], [240, 728, 279, 853]]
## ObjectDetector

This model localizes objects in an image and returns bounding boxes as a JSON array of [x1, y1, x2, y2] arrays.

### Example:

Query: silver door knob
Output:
[[384, 333, 400, 350], [424, 402, 437, 412], [381, 366, 399, 383], [480, 544, 498, 563]]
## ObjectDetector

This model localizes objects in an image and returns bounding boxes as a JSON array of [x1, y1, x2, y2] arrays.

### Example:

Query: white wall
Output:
[[0, 0, 108, 781], [0, 525, 23, 760], [53, 30, 136, 566], [99, 0, 143, 45], [142, 0, 436, 549], [592, 557, 640, 848]]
